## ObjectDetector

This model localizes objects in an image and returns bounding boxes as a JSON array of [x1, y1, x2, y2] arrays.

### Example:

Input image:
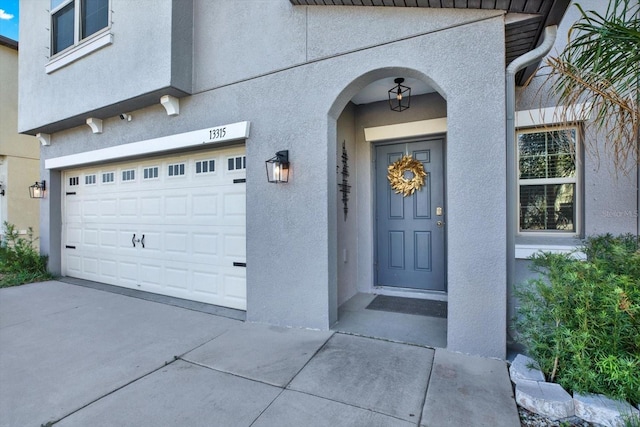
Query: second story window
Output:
[[51, 0, 109, 55]]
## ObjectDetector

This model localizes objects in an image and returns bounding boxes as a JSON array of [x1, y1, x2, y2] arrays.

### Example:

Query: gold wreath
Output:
[[387, 155, 427, 197]]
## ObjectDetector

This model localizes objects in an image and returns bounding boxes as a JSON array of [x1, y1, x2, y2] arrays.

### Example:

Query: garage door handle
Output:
[[132, 234, 145, 248], [233, 262, 246, 267]]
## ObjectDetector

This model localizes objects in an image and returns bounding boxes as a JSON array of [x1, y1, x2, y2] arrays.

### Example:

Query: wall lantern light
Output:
[[266, 150, 289, 183], [29, 180, 46, 199], [0, 183, 5, 196], [388, 77, 411, 112]]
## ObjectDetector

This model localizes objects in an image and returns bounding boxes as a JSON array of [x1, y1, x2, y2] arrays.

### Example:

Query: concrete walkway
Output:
[[0, 281, 520, 427]]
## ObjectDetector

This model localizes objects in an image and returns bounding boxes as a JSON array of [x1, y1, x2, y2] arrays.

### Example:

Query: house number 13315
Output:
[[209, 127, 226, 140]]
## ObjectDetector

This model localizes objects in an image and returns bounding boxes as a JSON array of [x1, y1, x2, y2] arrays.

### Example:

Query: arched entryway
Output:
[[328, 69, 449, 348]]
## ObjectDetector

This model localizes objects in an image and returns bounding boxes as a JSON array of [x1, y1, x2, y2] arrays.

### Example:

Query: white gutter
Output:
[[505, 25, 558, 307]]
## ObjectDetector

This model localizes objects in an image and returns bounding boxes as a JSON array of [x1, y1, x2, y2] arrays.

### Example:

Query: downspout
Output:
[[505, 25, 558, 329]]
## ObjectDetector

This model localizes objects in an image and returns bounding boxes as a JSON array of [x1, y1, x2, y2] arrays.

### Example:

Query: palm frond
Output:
[[544, 0, 640, 173]]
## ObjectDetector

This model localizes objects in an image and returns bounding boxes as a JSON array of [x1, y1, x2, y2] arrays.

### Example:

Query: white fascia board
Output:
[[515, 103, 592, 128], [364, 118, 447, 142], [46, 121, 250, 170]]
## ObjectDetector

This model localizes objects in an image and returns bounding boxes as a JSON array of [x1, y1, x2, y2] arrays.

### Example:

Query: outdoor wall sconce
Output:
[[388, 78, 411, 112], [265, 150, 289, 183], [29, 180, 46, 199], [0, 183, 5, 196]]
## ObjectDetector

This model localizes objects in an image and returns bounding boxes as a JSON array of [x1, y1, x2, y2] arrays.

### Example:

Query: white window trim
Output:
[[516, 125, 581, 237], [121, 169, 136, 182], [364, 118, 447, 142], [515, 104, 591, 128], [195, 159, 216, 175], [46, 30, 112, 74], [143, 166, 160, 180], [47, 0, 112, 74], [227, 156, 246, 172], [102, 171, 115, 184], [515, 244, 586, 260], [168, 163, 186, 177]]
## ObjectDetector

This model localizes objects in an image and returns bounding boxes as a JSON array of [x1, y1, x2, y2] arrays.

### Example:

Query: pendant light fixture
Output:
[[388, 78, 411, 112]]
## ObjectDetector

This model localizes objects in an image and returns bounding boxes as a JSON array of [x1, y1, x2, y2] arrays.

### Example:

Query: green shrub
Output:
[[0, 222, 52, 287], [514, 234, 640, 406]]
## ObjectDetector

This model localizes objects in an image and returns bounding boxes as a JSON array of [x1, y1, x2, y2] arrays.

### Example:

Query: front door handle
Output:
[[436, 220, 445, 228]]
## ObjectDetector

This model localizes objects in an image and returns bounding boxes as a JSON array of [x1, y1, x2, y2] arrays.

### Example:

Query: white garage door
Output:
[[62, 146, 247, 310]]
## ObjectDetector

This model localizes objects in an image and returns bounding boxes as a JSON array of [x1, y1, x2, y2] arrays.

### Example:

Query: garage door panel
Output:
[[119, 198, 138, 218], [100, 198, 118, 218], [66, 200, 82, 222], [139, 263, 163, 288], [66, 254, 82, 275], [223, 272, 247, 309], [83, 257, 99, 276], [223, 234, 246, 259], [141, 196, 162, 219], [165, 266, 190, 291], [193, 233, 218, 256], [137, 231, 161, 253], [100, 228, 118, 248], [164, 232, 188, 254], [83, 228, 99, 247], [100, 259, 118, 279], [83, 199, 100, 219], [222, 191, 246, 216], [66, 227, 82, 246], [63, 145, 246, 311], [119, 261, 138, 285], [165, 195, 189, 217], [193, 270, 220, 296], [192, 194, 218, 219]]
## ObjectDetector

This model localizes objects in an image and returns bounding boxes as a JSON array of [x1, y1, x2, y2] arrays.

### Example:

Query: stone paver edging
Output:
[[509, 354, 640, 427]]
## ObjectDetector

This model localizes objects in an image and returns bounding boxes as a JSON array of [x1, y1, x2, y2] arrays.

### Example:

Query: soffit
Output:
[[289, 0, 571, 85]]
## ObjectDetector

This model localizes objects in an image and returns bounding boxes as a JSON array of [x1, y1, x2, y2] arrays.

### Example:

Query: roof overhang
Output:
[[289, 0, 571, 85]]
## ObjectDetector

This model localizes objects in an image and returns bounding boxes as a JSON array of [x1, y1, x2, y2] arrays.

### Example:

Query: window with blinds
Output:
[[517, 127, 580, 234]]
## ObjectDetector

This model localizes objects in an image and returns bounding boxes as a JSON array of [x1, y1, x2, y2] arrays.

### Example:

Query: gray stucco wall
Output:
[[18, 0, 193, 134], [515, 0, 637, 239], [508, 0, 638, 343], [25, 1, 510, 357], [336, 103, 358, 311]]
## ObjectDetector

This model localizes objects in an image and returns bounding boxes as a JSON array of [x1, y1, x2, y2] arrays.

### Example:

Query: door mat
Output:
[[366, 295, 447, 319]]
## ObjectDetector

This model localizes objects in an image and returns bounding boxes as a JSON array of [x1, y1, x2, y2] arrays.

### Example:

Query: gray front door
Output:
[[375, 139, 445, 291]]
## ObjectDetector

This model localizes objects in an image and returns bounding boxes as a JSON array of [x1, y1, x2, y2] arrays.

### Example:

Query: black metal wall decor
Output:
[[338, 141, 351, 221]]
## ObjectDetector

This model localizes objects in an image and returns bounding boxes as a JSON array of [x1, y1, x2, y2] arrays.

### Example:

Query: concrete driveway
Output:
[[0, 281, 520, 426]]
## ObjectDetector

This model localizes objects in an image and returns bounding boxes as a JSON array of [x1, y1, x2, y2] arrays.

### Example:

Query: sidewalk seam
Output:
[[43, 358, 180, 426], [416, 348, 437, 427]]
